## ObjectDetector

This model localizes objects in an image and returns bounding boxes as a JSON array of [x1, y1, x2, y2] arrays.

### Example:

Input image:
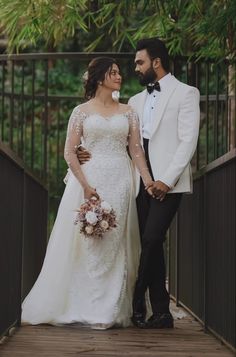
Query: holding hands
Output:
[[76, 146, 170, 201], [145, 180, 170, 201]]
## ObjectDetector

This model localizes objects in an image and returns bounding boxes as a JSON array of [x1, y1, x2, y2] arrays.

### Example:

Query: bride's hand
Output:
[[145, 181, 155, 198], [84, 185, 99, 200]]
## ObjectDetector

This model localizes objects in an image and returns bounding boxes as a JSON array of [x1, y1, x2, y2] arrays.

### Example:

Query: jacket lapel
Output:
[[150, 76, 179, 138], [135, 89, 147, 128]]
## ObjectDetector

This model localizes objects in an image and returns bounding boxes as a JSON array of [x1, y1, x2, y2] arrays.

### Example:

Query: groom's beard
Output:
[[137, 66, 157, 86]]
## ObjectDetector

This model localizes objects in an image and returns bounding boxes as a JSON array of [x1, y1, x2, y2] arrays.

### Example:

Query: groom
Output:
[[77, 37, 200, 329], [129, 37, 200, 329]]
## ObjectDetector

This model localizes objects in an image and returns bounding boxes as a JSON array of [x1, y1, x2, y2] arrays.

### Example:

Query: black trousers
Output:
[[135, 138, 182, 314]]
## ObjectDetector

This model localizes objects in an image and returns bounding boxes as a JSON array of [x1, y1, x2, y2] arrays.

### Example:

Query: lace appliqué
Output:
[[126, 110, 152, 186], [64, 107, 88, 187], [70, 107, 132, 279]]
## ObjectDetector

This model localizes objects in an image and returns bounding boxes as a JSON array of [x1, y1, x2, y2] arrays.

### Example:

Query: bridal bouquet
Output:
[[74, 196, 117, 238]]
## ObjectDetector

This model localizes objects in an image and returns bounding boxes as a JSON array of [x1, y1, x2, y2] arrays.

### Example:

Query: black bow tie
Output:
[[146, 82, 161, 94]]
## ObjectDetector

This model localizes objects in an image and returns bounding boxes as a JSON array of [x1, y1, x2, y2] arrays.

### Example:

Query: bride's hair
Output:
[[84, 57, 120, 99]]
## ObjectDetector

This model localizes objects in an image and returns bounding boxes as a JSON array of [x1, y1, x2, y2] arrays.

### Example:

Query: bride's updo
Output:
[[84, 57, 120, 99]]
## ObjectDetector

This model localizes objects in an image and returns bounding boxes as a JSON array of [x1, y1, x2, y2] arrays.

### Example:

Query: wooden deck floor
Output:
[[0, 304, 234, 357]]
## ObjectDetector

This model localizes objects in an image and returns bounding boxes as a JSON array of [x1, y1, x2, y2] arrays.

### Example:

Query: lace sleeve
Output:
[[127, 110, 153, 186], [64, 107, 89, 188]]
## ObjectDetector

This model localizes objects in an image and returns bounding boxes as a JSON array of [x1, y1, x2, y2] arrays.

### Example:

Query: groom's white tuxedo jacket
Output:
[[128, 75, 200, 196]]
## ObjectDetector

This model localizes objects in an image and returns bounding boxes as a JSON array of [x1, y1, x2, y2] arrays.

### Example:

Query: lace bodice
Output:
[[64, 105, 152, 188]]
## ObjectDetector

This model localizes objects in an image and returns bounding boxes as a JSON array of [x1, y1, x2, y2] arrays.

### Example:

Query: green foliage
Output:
[[187, 0, 236, 61], [0, 0, 235, 62], [0, 0, 88, 51]]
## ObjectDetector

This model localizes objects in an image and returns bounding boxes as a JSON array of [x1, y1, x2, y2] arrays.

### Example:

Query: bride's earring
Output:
[[98, 81, 102, 86], [112, 91, 120, 102]]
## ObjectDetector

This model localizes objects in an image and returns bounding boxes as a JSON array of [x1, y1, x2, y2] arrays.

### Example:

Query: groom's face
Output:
[[134, 49, 157, 86]]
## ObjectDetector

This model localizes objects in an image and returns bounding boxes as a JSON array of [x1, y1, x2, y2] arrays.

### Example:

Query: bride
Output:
[[21, 57, 153, 329]]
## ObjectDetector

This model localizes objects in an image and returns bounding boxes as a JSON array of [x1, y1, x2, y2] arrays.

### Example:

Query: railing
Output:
[[0, 53, 235, 350], [168, 150, 236, 351], [0, 53, 234, 227], [0, 141, 48, 338]]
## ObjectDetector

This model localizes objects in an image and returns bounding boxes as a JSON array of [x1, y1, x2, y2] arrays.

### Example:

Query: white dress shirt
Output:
[[142, 73, 172, 139]]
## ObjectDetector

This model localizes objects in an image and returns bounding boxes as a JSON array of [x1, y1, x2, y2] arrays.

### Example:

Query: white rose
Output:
[[85, 225, 94, 234], [101, 201, 112, 213], [85, 211, 98, 225], [100, 220, 109, 230]]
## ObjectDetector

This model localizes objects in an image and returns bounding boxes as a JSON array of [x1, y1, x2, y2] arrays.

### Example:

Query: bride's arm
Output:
[[127, 110, 153, 188], [64, 107, 98, 198]]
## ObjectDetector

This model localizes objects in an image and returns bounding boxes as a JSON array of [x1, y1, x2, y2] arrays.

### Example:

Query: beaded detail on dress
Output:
[[21, 104, 144, 329], [64, 106, 150, 279]]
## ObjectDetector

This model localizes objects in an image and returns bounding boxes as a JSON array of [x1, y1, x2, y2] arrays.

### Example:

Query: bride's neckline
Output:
[[78, 104, 133, 120]]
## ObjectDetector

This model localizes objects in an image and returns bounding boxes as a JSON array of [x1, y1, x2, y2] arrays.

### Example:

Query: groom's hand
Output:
[[76, 146, 91, 165], [147, 180, 170, 201]]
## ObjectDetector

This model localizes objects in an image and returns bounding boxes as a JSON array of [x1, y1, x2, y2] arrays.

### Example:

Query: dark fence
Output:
[[0, 142, 48, 338], [169, 149, 236, 350]]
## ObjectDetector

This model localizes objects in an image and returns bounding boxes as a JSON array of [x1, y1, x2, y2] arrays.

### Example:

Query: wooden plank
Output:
[[0, 304, 234, 357]]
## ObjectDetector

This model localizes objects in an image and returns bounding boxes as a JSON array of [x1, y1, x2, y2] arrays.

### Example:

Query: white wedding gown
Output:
[[21, 104, 152, 329]]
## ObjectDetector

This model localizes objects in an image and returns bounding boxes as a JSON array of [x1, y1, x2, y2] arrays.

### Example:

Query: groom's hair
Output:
[[136, 37, 170, 73]]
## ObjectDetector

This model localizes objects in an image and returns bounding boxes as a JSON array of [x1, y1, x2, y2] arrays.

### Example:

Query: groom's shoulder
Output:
[[175, 78, 200, 96], [128, 89, 146, 104]]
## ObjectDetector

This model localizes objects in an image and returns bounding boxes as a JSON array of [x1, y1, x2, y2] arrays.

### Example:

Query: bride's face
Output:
[[103, 64, 122, 91]]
